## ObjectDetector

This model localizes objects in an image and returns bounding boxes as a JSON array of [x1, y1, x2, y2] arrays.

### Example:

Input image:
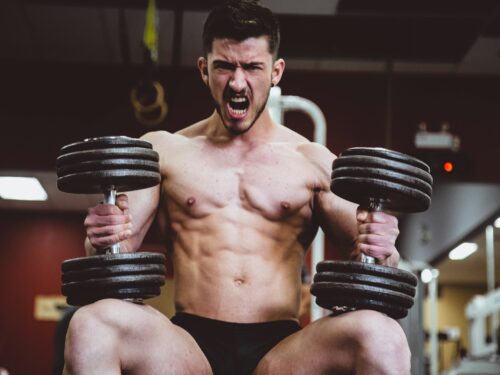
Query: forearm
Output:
[[317, 191, 359, 259]]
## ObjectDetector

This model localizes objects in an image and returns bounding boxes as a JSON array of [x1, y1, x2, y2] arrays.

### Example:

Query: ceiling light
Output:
[[0, 177, 48, 201], [449, 242, 478, 261], [494, 217, 500, 228]]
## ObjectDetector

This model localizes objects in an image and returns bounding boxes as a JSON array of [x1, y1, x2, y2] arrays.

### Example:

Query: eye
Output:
[[244, 64, 263, 71], [213, 62, 235, 71]]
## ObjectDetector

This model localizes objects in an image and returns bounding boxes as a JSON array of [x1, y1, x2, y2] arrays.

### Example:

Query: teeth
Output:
[[230, 108, 247, 115], [230, 97, 247, 103]]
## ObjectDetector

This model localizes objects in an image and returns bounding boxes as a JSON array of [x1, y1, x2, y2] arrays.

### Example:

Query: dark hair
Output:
[[202, 0, 280, 58]]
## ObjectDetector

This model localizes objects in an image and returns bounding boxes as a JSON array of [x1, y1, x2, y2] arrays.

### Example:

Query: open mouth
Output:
[[227, 96, 249, 118]]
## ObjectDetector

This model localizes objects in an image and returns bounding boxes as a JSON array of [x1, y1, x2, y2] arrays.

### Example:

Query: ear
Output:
[[197, 57, 209, 85], [271, 58, 285, 87]]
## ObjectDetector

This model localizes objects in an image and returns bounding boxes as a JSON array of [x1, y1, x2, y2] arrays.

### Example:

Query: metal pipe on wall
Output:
[[267, 86, 327, 321], [485, 224, 497, 349]]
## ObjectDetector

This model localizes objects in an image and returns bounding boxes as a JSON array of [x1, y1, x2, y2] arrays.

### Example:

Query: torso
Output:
[[152, 120, 330, 323]]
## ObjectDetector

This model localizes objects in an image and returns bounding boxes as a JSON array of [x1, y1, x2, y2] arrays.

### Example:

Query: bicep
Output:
[[301, 141, 358, 255]]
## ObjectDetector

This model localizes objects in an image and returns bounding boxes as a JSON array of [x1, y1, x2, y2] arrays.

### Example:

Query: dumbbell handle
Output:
[[359, 198, 385, 264], [103, 187, 121, 254]]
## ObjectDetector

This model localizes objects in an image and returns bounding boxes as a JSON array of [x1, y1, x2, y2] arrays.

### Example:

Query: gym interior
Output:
[[0, 1, 500, 374]]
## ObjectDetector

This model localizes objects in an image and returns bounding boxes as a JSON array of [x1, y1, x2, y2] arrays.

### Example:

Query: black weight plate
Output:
[[331, 176, 430, 212], [316, 261, 418, 286], [62, 253, 166, 273], [57, 169, 160, 194], [340, 147, 430, 173], [316, 296, 409, 319], [58, 159, 159, 177], [61, 136, 152, 154], [332, 166, 432, 197], [332, 155, 432, 185], [66, 286, 162, 306], [56, 147, 159, 167], [62, 263, 166, 283], [62, 274, 165, 295], [310, 282, 414, 308], [313, 271, 416, 297]]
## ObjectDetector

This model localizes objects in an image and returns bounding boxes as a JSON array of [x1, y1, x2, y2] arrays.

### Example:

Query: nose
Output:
[[229, 67, 247, 93]]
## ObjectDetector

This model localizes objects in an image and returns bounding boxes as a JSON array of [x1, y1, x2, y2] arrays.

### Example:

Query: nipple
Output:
[[280, 201, 290, 210], [187, 197, 196, 206]]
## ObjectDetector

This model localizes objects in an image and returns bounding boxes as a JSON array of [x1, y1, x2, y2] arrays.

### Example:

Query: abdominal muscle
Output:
[[170, 207, 306, 323]]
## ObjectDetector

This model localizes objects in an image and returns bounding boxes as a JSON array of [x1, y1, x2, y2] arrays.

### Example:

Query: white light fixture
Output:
[[421, 268, 439, 283], [421, 268, 433, 283], [494, 217, 500, 228], [449, 242, 478, 261], [0, 177, 48, 201]]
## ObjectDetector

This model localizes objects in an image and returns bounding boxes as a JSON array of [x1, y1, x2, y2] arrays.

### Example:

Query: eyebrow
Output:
[[212, 60, 265, 69]]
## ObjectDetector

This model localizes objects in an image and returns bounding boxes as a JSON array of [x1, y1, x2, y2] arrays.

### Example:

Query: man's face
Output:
[[199, 37, 284, 135]]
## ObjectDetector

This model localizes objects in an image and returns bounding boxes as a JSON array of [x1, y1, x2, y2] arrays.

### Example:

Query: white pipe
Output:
[[268, 87, 328, 322], [485, 225, 497, 350], [280, 95, 327, 146], [428, 269, 439, 375]]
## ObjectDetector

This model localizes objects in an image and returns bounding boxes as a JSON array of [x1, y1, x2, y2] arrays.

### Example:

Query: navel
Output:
[[187, 197, 196, 206]]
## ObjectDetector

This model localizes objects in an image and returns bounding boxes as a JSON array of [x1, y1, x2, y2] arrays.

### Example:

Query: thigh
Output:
[[253, 310, 405, 375], [65, 299, 212, 375]]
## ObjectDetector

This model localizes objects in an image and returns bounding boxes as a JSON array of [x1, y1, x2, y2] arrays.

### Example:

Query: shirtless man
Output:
[[63, 1, 410, 374]]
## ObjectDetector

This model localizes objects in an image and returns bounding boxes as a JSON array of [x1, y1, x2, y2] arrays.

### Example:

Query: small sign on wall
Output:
[[34, 295, 68, 321]]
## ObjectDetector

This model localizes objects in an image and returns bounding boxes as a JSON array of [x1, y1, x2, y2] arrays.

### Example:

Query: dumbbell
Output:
[[56, 136, 166, 306], [310, 147, 432, 319]]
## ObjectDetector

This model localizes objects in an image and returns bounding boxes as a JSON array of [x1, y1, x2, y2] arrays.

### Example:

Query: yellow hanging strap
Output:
[[143, 0, 158, 63]]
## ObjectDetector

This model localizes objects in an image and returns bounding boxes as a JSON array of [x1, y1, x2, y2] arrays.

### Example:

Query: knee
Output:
[[67, 299, 126, 337], [64, 300, 128, 361], [352, 311, 411, 375]]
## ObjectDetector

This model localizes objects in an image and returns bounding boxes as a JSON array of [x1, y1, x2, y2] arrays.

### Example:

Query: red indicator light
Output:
[[443, 161, 453, 172]]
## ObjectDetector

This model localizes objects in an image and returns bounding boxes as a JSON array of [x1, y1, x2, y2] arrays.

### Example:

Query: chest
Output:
[[163, 142, 316, 220]]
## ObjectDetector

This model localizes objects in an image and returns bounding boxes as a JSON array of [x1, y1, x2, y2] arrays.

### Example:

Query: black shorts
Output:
[[171, 313, 301, 375]]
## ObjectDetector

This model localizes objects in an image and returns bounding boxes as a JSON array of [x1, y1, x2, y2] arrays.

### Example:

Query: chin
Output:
[[225, 123, 251, 135]]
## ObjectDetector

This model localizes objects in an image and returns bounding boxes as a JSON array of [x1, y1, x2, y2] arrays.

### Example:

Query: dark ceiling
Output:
[[1, 0, 500, 74]]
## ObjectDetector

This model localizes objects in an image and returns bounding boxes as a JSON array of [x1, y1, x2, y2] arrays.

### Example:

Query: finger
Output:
[[358, 232, 397, 248], [364, 211, 398, 225], [358, 243, 397, 261], [87, 223, 133, 239], [358, 222, 400, 237], [356, 208, 369, 223], [90, 203, 124, 216], [88, 229, 133, 249], [84, 212, 131, 228], [116, 194, 129, 213]]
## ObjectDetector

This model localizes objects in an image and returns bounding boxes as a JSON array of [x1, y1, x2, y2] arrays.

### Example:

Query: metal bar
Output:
[[104, 187, 120, 254]]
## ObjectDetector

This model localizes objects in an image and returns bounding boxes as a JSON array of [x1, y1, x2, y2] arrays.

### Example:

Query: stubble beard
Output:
[[208, 82, 271, 136]]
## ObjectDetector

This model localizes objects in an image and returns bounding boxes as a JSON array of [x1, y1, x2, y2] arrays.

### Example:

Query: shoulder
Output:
[[297, 141, 337, 163], [296, 142, 337, 191], [140, 119, 208, 149], [274, 125, 337, 162], [140, 130, 181, 150]]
